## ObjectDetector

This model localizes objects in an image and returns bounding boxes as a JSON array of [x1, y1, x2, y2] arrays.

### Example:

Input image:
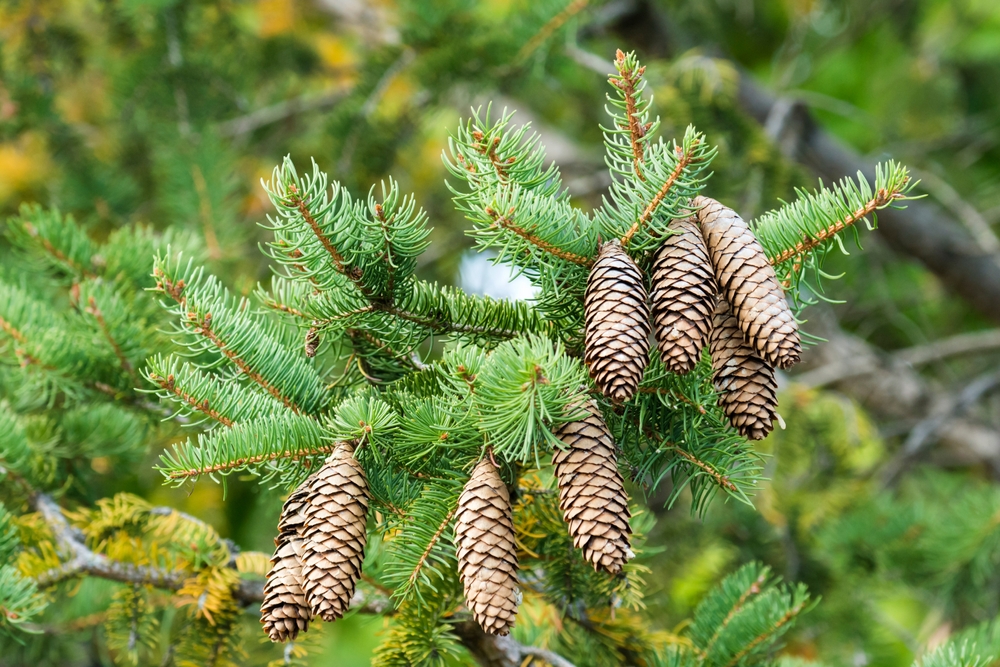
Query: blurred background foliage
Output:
[[2, 0, 1000, 665]]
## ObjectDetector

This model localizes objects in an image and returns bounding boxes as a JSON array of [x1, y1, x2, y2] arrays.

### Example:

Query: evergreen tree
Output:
[[1, 45, 942, 666]]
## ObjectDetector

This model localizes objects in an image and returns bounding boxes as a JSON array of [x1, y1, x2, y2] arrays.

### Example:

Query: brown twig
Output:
[[609, 48, 648, 181], [487, 206, 593, 266], [147, 372, 234, 427], [406, 506, 458, 592], [639, 421, 739, 493], [722, 600, 808, 667], [636, 386, 707, 414], [85, 297, 137, 383], [21, 222, 97, 279], [514, 0, 590, 65], [165, 443, 337, 481], [767, 186, 905, 266], [621, 140, 702, 247]]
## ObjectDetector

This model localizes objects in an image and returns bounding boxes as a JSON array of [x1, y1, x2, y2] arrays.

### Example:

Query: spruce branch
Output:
[[6, 204, 98, 280], [702, 570, 768, 657], [764, 163, 914, 265], [644, 425, 739, 495], [609, 48, 650, 182], [602, 49, 661, 186], [84, 296, 137, 383], [622, 137, 703, 247], [157, 414, 333, 484], [486, 206, 593, 266], [598, 126, 716, 253], [514, 0, 591, 65], [753, 161, 916, 304], [152, 257, 328, 417]]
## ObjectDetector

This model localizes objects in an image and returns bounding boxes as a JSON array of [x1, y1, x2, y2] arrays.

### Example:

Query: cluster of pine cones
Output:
[[261, 196, 798, 641], [586, 196, 801, 440], [262, 399, 633, 639], [261, 441, 370, 642]]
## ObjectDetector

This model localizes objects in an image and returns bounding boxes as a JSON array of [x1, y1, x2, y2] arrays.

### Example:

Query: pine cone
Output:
[[553, 400, 633, 574], [695, 196, 801, 369], [650, 216, 717, 374], [709, 299, 778, 440], [300, 442, 370, 622], [584, 239, 650, 403], [261, 473, 317, 642], [456, 457, 519, 636], [261, 539, 311, 642]]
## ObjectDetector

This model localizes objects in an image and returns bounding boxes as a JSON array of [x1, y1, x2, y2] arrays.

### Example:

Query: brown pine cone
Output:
[[650, 216, 717, 374], [696, 196, 801, 369], [300, 442, 370, 622], [261, 473, 317, 642], [553, 400, 633, 574], [709, 299, 778, 440], [456, 456, 519, 636], [261, 539, 311, 642], [584, 239, 650, 403]]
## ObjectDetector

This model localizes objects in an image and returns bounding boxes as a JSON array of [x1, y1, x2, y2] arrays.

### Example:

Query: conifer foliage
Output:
[[0, 46, 920, 666]]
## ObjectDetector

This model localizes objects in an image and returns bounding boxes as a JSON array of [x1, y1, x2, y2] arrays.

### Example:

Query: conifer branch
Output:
[[85, 297, 137, 382], [19, 220, 97, 279], [609, 48, 648, 182], [190, 311, 308, 416], [285, 186, 371, 297], [703, 571, 768, 656], [639, 421, 739, 493], [622, 139, 702, 247], [514, 0, 590, 65], [473, 131, 512, 184], [767, 185, 906, 266], [147, 372, 234, 427], [486, 206, 593, 266], [0, 316, 26, 344], [163, 442, 336, 481], [406, 507, 457, 592], [154, 269, 312, 416], [721, 599, 809, 667]]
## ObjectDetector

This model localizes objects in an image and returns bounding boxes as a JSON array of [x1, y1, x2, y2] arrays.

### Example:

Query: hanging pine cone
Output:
[[695, 196, 801, 369], [300, 442, 370, 622], [584, 239, 650, 403], [456, 456, 519, 636], [553, 400, 633, 574], [261, 539, 311, 642], [261, 475, 317, 642], [304, 326, 320, 358], [650, 216, 717, 374], [709, 299, 778, 440]]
